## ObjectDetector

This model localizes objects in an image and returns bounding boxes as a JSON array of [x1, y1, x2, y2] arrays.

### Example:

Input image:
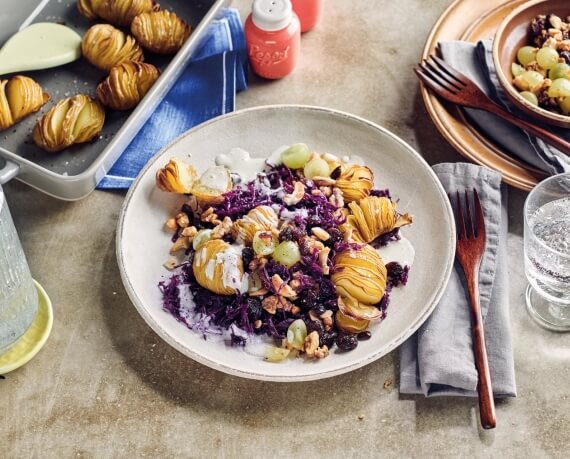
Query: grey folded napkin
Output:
[[439, 40, 570, 175], [400, 163, 516, 397]]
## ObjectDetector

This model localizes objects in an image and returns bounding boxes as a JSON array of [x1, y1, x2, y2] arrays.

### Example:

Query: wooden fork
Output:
[[449, 189, 496, 430], [416, 55, 570, 156]]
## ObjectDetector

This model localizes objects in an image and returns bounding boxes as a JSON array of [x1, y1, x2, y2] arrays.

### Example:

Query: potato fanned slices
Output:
[[77, 0, 159, 27], [346, 196, 412, 243], [332, 244, 387, 305], [131, 10, 191, 54], [96, 61, 160, 110], [0, 76, 49, 132], [32, 95, 105, 152], [82, 24, 144, 72], [156, 158, 198, 194], [231, 205, 279, 245], [334, 164, 374, 202], [193, 239, 245, 295]]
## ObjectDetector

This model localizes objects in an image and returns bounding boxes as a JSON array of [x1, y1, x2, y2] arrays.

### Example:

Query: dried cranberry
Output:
[[307, 320, 325, 338], [561, 51, 570, 66], [336, 334, 358, 351], [247, 298, 263, 322], [320, 331, 337, 349], [330, 166, 342, 180], [242, 247, 254, 271], [357, 331, 372, 341], [279, 226, 294, 242], [325, 227, 343, 248]]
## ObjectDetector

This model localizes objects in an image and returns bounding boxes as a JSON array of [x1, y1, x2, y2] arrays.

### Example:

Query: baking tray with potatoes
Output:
[[0, 0, 230, 200]]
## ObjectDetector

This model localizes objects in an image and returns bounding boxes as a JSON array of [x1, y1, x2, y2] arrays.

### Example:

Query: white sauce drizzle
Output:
[[376, 236, 415, 267], [216, 244, 249, 292], [215, 148, 266, 183], [199, 166, 230, 192]]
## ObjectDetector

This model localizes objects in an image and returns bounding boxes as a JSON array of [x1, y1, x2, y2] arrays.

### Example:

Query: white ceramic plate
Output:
[[117, 105, 456, 382]]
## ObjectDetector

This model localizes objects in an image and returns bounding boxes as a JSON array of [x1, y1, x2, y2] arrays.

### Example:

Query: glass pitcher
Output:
[[0, 184, 38, 354]]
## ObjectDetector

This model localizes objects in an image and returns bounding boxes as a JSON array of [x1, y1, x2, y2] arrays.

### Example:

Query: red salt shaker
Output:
[[291, 0, 324, 32], [245, 0, 301, 80]]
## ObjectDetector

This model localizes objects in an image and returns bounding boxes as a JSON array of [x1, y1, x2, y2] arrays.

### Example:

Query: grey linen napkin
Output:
[[399, 163, 516, 397], [439, 40, 570, 175]]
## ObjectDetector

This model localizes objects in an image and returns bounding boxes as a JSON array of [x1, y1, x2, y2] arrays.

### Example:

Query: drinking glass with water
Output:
[[0, 185, 38, 354], [524, 173, 570, 331]]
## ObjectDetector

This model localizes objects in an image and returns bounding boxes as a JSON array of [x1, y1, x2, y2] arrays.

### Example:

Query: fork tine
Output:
[[431, 55, 470, 86], [464, 190, 474, 239], [414, 65, 458, 95], [456, 191, 467, 240], [416, 62, 459, 95], [424, 59, 464, 91], [473, 188, 486, 239]]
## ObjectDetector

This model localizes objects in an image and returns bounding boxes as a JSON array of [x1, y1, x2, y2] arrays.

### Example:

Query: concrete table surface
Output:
[[2, 0, 569, 457]]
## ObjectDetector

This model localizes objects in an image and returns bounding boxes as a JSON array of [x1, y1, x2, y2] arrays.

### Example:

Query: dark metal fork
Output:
[[449, 189, 496, 430], [416, 54, 570, 156]]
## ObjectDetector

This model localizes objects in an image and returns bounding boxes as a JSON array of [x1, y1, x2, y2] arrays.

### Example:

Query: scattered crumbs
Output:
[[357, 414, 365, 421], [381, 419, 386, 423], [112, 292, 117, 295], [383, 378, 393, 389]]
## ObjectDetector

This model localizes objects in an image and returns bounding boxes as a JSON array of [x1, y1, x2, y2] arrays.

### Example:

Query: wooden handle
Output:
[[466, 272, 496, 430], [486, 104, 570, 156]]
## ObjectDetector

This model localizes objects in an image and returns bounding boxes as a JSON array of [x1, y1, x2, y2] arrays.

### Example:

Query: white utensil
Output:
[[0, 23, 82, 76]]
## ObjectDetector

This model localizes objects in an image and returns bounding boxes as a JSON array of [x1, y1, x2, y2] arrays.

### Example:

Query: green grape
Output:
[[511, 63, 525, 77], [517, 46, 538, 65], [520, 91, 539, 106], [560, 96, 570, 114], [548, 78, 570, 98], [521, 71, 544, 89], [264, 345, 290, 362], [303, 158, 330, 179], [252, 230, 276, 256], [192, 229, 212, 250], [281, 143, 311, 169], [286, 319, 307, 350], [272, 240, 301, 268], [536, 47, 559, 70], [549, 63, 570, 80]]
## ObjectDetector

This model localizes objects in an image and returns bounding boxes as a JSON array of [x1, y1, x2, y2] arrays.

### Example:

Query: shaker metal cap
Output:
[[252, 0, 293, 32]]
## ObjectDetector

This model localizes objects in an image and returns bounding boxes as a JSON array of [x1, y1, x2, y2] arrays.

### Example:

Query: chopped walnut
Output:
[[311, 189, 323, 196], [254, 320, 262, 329], [201, 207, 221, 225], [549, 15, 563, 30], [283, 181, 305, 205], [312, 176, 336, 186], [559, 40, 570, 52], [289, 279, 301, 290], [212, 216, 232, 239], [311, 227, 330, 241], [383, 378, 393, 389], [304, 331, 320, 356], [320, 310, 333, 331], [329, 187, 344, 208], [181, 226, 198, 238], [249, 288, 269, 297], [318, 247, 331, 275], [262, 296, 279, 314], [249, 256, 268, 272], [163, 257, 178, 270], [170, 236, 190, 253], [319, 186, 333, 197], [314, 345, 329, 359], [271, 274, 297, 298], [175, 212, 190, 228], [165, 218, 177, 230], [543, 37, 559, 49]]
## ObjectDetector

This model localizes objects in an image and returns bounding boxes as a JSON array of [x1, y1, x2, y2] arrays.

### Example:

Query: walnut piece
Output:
[[283, 181, 305, 205], [304, 331, 319, 357], [212, 216, 233, 239]]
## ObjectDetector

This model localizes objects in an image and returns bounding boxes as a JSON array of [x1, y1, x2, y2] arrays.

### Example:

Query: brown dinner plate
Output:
[[421, 0, 549, 191]]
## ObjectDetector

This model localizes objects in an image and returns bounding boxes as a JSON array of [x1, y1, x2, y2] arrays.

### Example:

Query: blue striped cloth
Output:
[[97, 8, 248, 189]]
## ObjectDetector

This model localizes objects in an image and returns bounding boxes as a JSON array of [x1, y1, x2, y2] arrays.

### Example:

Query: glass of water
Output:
[[0, 185, 38, 354], [524, 173, 570, 331]]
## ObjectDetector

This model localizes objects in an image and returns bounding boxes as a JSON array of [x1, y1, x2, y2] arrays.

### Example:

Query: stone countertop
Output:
[[2, 0, 569, 457]]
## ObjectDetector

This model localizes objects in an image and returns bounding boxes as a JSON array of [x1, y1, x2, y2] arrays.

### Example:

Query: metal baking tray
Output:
[[0, 0, 231, 200]]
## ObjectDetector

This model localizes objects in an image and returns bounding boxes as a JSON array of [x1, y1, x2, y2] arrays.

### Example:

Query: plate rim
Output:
[[420, 0, 547, 192], [116, 104, 456, 382]]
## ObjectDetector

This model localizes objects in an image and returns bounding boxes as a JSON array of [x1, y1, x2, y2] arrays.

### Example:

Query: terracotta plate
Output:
[[421, 0, 549, 191]]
